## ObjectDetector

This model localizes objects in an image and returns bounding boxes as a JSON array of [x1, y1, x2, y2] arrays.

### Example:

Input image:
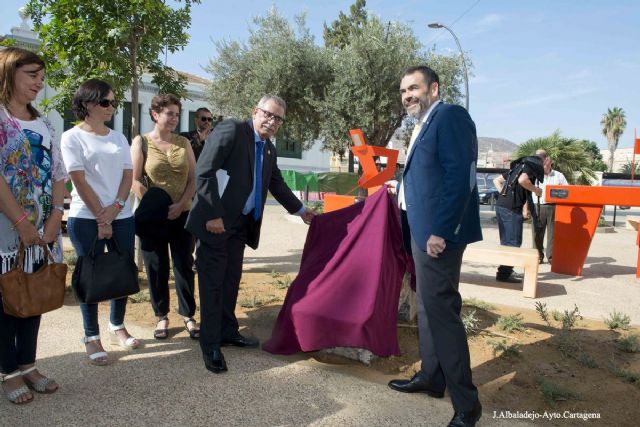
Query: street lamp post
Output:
[[428, 22, 469, 111]]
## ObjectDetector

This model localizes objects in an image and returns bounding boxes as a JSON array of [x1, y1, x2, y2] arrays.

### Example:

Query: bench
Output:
[[463, 245, 539, 298]]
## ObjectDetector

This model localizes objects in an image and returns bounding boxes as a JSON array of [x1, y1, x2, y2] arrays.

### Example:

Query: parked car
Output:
[[476, 172, 501, 205], [478, 186, 499, 205]]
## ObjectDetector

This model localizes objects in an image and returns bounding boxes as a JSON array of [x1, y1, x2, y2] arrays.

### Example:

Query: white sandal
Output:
[[21, 366, 58, 394], [82, 335, 108, 365], [109, 323, 140, 350], [1, 370, 33, 405]]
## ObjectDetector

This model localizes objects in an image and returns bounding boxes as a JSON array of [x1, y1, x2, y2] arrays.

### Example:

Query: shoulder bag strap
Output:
[[88, 237, 101, 258], [141, 135, 150, 187], [105, 237, 123, 255]]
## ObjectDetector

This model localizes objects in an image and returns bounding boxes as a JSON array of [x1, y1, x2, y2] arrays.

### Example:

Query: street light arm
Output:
[[428, 23, 469, 111]]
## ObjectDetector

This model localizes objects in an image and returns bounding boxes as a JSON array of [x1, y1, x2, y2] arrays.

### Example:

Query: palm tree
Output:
[[601, 107, 627, 172], [620, 160, 640, 176], [514, 130, 597, 185]]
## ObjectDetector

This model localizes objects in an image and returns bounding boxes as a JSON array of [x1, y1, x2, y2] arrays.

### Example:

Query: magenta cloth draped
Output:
[[263, 188, 412, 357]]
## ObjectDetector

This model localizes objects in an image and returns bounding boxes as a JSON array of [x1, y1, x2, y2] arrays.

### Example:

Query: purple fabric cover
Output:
[[263, 187, 412, 356]]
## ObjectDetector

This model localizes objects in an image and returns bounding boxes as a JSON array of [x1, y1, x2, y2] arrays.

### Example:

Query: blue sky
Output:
[[2, 0, 638, 148]]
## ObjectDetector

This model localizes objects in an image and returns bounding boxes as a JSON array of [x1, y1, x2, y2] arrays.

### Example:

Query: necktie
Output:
[[409, 122, 423, 148], [253, 140, 265, 220], [399, 122, 423, 209]]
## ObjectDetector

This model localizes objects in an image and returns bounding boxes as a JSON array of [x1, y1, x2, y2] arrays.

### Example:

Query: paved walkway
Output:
[[462, 211, 640, 325], [3, 203, 639, 426]]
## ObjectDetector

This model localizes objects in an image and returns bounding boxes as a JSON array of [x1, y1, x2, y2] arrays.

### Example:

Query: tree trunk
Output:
[[348, 150, 354, 173], [130, 35, 140, 141], [130, 32, 143, 270], [609, 146, 615, 172]]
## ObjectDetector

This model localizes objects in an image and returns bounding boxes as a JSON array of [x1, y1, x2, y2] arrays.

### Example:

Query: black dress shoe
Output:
[[203, 349, 227, 373], [496, 272, 523, 283], [387, 372, 444, 398], [221, 334, 260, 348], [448, 402, 482, 427]]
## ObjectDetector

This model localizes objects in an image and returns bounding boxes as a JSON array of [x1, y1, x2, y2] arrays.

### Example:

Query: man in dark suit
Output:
[[387, 66, 483, 427], [179, 107, 219, 161], [186, 94, 314, 373]]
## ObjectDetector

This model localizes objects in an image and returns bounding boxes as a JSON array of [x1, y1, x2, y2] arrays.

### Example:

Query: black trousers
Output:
[[411, 238, 479, 412], [0, 258, 47, 373], [141, 211, 196, 318], [196, 214, 249, 353], [0, 304, 41, 374], [532, 204, 555, 262]]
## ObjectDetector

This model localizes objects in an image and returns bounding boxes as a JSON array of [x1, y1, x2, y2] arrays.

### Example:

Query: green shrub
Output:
[[272, 274, 292, 290], [535, 302, 551, 326], [269, 270, 283, 279], [487, 339, 520, 357], [609, 361, 640, 388], [538, 379, 579, 407], [496, 314, 525, 333], [560, 305, 582, 331], [463, 297, 495, 311], [462, 309, 480, 336], [617, 334, 640, 353], [557, 330, 578, 358], [604, 310, 631, 331], [576, 352, 598, 368], [238, 295, 278, 309]]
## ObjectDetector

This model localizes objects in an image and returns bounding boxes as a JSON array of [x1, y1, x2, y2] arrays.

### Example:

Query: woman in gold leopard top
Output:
[[131, 94, 199, 340]]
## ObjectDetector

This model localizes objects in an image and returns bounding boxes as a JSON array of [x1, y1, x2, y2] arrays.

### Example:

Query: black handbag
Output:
[[71, 237, 139, 304]]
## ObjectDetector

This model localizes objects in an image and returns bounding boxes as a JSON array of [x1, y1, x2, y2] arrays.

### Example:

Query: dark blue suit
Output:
[[402, 102, 482, 412], [403, 102, 482, 251]]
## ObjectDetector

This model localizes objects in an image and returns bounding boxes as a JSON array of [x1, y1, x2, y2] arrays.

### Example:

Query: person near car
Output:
[[493, 156, 543, 283], [529, 149, 568, 264]]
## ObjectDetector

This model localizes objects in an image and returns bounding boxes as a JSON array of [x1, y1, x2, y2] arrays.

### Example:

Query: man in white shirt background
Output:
[[530, 149, 568, 264]]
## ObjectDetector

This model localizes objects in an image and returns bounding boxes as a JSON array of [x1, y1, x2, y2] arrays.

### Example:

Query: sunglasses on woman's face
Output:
[[97, 99, 118, 108]]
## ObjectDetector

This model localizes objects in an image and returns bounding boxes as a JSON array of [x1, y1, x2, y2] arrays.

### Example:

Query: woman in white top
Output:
[[61, 79, 139, 366], [0, 47, 65, 404]]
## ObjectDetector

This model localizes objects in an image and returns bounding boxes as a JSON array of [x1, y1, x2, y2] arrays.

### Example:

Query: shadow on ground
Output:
[[0, 329, 345, 426], [243, 250, 303, 274], [461, 268, 568, 298]]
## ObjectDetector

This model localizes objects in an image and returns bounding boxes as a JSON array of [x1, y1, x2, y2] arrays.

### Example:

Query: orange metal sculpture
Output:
[[546, 185, 640, 277], [323, 129, 398, 213]]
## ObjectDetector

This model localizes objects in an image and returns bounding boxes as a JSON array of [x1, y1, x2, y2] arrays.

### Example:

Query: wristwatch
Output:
[[53, 205, 65, 214], [114, 198, 126, 210]]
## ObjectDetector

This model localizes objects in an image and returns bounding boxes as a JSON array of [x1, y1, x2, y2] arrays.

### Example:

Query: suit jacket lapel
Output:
[[262, 140, 272, 190], [405, 103, 442, 168], [245, 121, 256, 180]]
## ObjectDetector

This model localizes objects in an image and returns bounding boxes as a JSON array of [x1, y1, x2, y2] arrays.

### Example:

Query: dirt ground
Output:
[[65, 258, 639, 426]]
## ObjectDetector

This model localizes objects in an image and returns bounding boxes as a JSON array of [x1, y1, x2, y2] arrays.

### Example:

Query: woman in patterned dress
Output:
[[0, 47, 66, 404]]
